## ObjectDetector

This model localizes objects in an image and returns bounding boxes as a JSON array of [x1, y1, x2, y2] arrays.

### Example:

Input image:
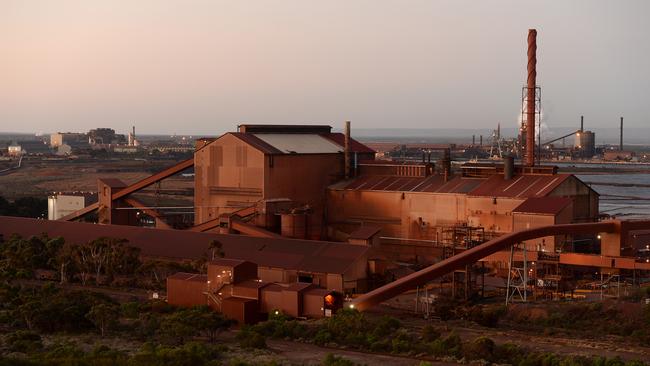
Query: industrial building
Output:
[[50, 132, 88, 149], [167, 258, 344, 324], [47, 194, 87, 220], [192, 123, 374, 239]]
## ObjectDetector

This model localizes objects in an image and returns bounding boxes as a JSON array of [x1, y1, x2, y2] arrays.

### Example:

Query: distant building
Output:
[[50, 132, 88, 148], [48, 194, 85, 220], [604, 150, 634, 161], [9, 140, 51, 155], [113, 146, 138, 154], [88, 128, 126, 145], [7, 144, 22, 156]]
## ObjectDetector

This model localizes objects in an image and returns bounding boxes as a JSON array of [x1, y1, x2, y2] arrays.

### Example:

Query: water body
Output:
[[575, 172, 650, 219]]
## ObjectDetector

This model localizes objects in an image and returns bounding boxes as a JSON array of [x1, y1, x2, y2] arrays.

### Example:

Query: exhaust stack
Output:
[[580, 116, 584, 132], [441, 148, 451, 182], [525, 29, 537, 167], [344, 121, 351, 179], [620, 117, 624, 151], [504, 155, 514, 180]]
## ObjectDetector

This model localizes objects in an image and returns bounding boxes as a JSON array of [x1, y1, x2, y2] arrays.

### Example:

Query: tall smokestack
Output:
[[480, 135, 483, 146], [580, 116, 584, 132], [344, 121, 351, 179], [497, 123, 501, 139], [525, 29, 537, 167], [620, 117, 623, 151], [472, 135, 475, 146]]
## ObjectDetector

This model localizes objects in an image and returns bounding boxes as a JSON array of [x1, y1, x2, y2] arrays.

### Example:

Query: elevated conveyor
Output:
[[352, 219, 650, 311], [58, 158, 193, 222]]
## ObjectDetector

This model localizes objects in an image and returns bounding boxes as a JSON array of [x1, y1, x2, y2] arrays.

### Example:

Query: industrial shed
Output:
[[168, 260, 344, 323], [328, 169, 598, 241], [193, 124, 375, 239]]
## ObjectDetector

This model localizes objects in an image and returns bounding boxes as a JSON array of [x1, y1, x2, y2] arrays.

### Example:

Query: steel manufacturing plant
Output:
[[2, 29, 650, 327]]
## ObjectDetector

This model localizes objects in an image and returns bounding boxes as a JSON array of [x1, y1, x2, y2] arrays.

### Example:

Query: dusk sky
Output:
[[2, 1, 649, 135]]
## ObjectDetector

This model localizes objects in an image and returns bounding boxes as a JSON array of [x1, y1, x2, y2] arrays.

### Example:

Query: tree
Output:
[[105, 239, 140, 278], [87, 238, 112, 280], [208, 239, 225, 260], [185, 306, 232, 342], [72, 242, 93, 285], [159, 311, 195, 344], [54, 241, 76, 284], [86, 303, 119, 337]]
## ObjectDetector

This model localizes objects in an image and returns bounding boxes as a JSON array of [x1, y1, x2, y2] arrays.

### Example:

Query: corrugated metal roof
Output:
[[230, 133, 283, 154], [468, 174, 572, 198], [235, 279, 269, 289], [285, 282, 314, 292], [339, 175, 484, 194], [168, 272, 208, 282], [209, 258, 250, 267], [513, 197, 573, 215], [321, 133, 376, 154], [253, 134, 343, 154], [0, 216, 368, 275], [349, 225, 381, 240], [229, 132, 374, 155]]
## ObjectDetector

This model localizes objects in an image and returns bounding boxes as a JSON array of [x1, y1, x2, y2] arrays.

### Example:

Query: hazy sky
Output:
[[2, 1, 649, 135]]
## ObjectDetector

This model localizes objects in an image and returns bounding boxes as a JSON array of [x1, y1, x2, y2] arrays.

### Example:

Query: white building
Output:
[[7, 144, 22, 156], [48, 195, 85, 220]]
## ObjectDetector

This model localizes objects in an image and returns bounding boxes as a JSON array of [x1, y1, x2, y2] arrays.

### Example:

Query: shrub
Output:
[[421, 324, 440, 342], [120, 301, 141, 319], [436, 332, 463, 358], [314, 328, 333, 345], [321, 353, 356, 366], [237, 327, 267, 349], [390, 329, 413, 354], [469, 305, 506, 327], [5, 330, 43, 353], [463, 336, 495, 362]]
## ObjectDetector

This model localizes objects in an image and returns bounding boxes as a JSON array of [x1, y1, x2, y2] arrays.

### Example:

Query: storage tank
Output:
[[574, 131, 595, 158], [280, 213, 308, 239]]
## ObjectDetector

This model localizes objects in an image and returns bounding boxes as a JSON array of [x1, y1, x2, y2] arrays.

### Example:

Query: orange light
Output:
[[324, 294, 335, 306]]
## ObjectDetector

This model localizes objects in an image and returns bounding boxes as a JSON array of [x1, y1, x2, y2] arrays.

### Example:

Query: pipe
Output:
[[525, 29, 537, 167], [344, 121, 351, 179]]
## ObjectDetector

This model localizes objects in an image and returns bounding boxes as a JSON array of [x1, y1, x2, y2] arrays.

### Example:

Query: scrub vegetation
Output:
[[238, 309, 649, 366]]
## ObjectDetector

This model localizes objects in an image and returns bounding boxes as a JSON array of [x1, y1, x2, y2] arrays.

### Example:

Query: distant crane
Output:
[[489, 123, 504, 159]]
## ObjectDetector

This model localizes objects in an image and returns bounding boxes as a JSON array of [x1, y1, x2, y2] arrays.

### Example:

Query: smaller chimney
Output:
[[504, 155, 514, 180], [480, 135, 483, 146], [580, 116, 584, 132], [440, 148, 451, 182], [472, 135, 476, 146], [620, 117, 624, 151], [344, 121, 351, 179]]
